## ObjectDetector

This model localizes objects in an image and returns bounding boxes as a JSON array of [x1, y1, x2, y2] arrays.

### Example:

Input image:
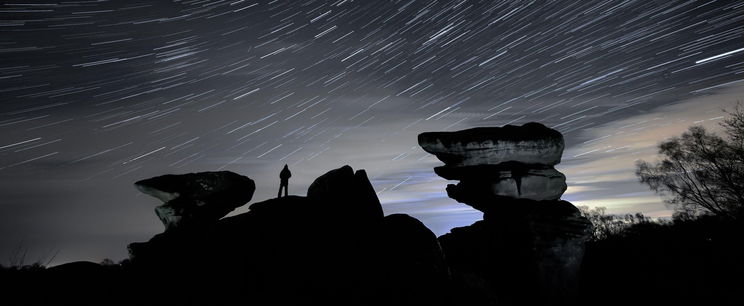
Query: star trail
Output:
[[2, 0, 744, 264]]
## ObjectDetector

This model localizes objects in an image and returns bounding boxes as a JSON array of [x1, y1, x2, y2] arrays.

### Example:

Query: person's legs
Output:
[[284, 185, 288, 197], [278, 180, 283, 198]]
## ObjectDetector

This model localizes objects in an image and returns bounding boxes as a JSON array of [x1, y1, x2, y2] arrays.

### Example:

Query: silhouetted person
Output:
[[278, 164, 291, 197]]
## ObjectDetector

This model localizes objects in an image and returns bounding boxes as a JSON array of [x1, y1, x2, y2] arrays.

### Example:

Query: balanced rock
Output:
[[418, 122, 564, 168], [418, 123, 591, 304], [135, 171, 255, 230], [419, 122, 567, 205], [127, 166, 450, 305]]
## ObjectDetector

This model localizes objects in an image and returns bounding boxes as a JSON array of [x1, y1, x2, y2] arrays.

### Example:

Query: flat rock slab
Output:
[[446, 167, 567, 204], [418, 122, 564, 167]]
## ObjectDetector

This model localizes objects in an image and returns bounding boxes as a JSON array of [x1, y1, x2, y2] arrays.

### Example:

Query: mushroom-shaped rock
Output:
[[135, 171, 255, 230], [417, 123, 591, 303], [418, 122, 568, 208], [418, 122, 564, 168]]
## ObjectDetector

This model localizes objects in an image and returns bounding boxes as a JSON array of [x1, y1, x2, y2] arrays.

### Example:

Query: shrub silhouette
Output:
[[577, 206, 666, 241]]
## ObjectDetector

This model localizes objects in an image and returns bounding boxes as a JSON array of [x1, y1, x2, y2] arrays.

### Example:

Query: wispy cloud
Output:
[[560, 84, 744, 216]]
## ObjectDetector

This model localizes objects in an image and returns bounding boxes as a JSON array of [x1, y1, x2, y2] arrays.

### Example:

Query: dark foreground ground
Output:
[[579, 215, 744, 306], [2, 213, 742, 306]]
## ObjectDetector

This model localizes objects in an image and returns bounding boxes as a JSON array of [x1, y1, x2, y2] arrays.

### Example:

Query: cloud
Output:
[[560, 84, 744, 216]]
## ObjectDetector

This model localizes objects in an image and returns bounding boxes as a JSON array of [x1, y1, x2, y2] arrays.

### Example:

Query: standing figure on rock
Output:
[[278, 164, 291, 198]]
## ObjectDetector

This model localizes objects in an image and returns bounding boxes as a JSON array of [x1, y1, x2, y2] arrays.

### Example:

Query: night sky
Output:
[[2, 0, 744, 265]]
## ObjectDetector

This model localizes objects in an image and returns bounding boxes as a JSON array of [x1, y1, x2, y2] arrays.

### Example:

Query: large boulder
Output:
[[135, 171, 255, 230], [418, 122, 564, 167], [418, 123, 569, 212], [439, 199, 592, 306], [307, 165, 384, 227], [382, 214, 449, 279], [381, 214, 451, 306]]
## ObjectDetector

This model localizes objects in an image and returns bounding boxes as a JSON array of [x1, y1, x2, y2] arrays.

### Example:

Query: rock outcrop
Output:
[[134, 171, 255, 230], [126, 165, 450, 306], [419, 122, 591, 305]]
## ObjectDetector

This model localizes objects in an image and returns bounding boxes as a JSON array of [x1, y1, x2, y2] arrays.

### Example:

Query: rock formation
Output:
[[307, 165, 384, 228], [9, 126, 744, 306], [419, 122, 591, 305], [418, 122, 564, 167], [126, 165, 450, 306], [419, 122, 567, 206], [134, 171, 255, 230]]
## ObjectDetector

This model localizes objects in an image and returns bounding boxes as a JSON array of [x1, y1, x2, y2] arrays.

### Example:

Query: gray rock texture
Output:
[[418, 122, 564, 167], [135, 171, 255, 230], [418, 123, 592, 305]]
